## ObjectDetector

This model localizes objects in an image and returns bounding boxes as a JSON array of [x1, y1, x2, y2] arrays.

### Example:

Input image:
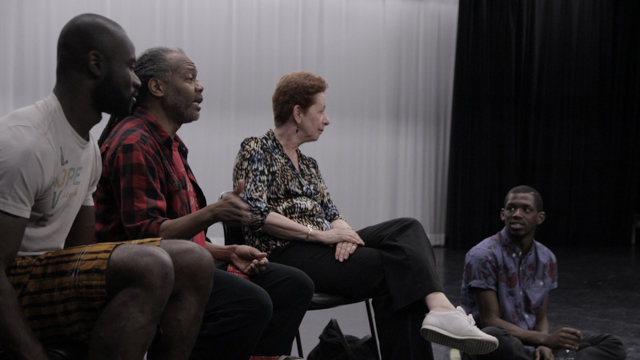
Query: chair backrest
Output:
[[219, 191, 247, 246]]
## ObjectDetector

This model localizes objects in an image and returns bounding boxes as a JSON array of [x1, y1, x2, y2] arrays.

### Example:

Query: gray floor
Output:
[[294, 246, 640, 360]]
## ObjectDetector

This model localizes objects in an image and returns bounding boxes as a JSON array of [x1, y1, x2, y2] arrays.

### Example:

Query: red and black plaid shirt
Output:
[[94, 108, 207, 243]]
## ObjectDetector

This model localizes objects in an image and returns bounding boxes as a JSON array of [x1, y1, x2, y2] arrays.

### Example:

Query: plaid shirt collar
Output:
[[132, 107, 190, 158]]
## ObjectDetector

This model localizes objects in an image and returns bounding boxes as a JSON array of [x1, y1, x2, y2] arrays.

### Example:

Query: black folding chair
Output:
[[219, 191, 380, 359]]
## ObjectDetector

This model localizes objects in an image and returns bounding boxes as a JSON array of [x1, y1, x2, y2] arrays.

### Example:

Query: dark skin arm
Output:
[[474, 288, 581, 360], [533, 297, 554, 360], [64, 205, 96, 248], [0, 210, 50, 360], [157, 180, 267, 275]]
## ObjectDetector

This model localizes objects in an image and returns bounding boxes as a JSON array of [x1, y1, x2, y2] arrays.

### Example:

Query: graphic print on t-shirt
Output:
[[33, 146, 84, 227]]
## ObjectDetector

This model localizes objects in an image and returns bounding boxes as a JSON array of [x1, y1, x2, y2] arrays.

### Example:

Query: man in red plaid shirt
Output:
[[94, 47, 312, 360]]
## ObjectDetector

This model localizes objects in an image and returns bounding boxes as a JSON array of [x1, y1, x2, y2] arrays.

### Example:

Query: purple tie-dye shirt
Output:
[[460, 228, 558, 330]]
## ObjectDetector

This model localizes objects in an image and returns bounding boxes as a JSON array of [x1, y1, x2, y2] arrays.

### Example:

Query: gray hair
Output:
[[134, 47, 185, 107]]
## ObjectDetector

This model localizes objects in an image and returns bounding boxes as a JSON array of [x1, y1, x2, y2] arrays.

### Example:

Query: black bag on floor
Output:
[[307, 319, 377, 360]]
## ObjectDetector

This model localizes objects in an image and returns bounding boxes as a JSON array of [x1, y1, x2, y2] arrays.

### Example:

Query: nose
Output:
[[324, 113, 330, 125], [132, 72, 141, 90], [196, 80, 204, 93]]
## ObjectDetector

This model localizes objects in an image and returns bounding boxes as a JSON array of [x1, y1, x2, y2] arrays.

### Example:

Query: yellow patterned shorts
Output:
[[6, 238, 162, 344]]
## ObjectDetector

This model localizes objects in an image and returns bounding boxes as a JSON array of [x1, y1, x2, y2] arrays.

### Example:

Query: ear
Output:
[[148, 78, 165, 97], [292, 104, 303, 125], [536, 211, 546, 225], [500, 208, 506, 221], [88, 50, 107, 78]]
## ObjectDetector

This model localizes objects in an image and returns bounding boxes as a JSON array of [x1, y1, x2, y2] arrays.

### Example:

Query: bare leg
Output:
[[425, 292, 456, 312], [147, 240, 213, 360], [89, 244, 175, 360]]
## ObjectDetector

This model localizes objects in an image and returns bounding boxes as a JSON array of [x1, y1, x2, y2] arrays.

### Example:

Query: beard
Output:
[[164, 86, 200, 124], [92, 72, 136, 117]]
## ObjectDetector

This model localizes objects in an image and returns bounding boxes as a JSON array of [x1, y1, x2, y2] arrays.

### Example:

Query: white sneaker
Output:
[[421, 306, 499, 354]]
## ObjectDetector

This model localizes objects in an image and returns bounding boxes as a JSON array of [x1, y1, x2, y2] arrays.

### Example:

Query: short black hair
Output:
[[505, 185, 544, 212], [56, 13, 127, 78]]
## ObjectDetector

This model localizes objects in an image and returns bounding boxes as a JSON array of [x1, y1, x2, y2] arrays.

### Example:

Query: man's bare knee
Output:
[[106, 245, 175, 299], [158, 240, 214, 293]]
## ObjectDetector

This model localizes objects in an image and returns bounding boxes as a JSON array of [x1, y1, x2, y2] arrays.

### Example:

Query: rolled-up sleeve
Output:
[[463, 248, 498, 292]]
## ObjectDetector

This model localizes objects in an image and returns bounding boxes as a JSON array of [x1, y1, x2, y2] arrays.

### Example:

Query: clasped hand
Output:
[[229, 245, 268, 276], [317, 228, 364, 262]]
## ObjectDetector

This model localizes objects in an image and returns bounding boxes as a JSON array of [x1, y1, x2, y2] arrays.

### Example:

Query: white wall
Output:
[[0, 0, 458, 244]]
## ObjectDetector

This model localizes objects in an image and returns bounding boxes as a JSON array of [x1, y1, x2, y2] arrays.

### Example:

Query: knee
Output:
[[287, 266, 315, 302], [253, 287, 274, 320], [395, 217, 426, 232], [482, 326, 511, 342], [241, 285, 273, 327], [589, 333, 627, 360], [284, 266, 314, 313], [478, 327, 523, 360], [107, 245, 175, 301], [161, 240, 214, 296]]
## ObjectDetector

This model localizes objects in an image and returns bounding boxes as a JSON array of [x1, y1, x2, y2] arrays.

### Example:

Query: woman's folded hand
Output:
[[334, 241, 359, 262], [316, 228, 365, 246]]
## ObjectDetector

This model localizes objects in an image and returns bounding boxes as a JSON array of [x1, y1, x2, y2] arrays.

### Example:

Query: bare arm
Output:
[[475, 289, 581, 349], [263, 212, 364, 247], [204, 242, 268, 275], [0, 211, 50, 360], [157, 180, 251, 240], [534, 296, 551, 334], [475, 288, 549, 346], [157, 181, 266, 275], [535, 294, 581, 350], [64, 205, 96, 248]]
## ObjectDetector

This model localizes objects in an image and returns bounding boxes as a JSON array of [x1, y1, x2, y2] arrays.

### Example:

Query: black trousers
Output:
[[189, 262, 314, 360], [269, 218, 443, 360], [462, 327, 627, 360]]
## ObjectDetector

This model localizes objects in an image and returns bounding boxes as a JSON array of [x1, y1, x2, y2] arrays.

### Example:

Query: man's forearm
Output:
[[204, 242, 237, 262], [0, 274, 48, 360], [158, 206, 216, 240]]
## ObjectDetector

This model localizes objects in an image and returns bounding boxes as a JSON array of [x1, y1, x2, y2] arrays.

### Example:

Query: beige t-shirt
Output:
[[0, 94, 101, 256]]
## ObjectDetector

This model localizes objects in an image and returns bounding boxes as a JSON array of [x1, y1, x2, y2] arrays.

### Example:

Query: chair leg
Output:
[[364, 299, 380, 360], [295, 329, 304, 358]]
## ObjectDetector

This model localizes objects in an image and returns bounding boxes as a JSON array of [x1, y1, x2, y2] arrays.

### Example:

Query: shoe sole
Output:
[[420, 325, 498, 355]]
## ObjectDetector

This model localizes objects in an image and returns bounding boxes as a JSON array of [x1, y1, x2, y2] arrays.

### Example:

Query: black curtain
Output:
[[446, 0, 640, 250]]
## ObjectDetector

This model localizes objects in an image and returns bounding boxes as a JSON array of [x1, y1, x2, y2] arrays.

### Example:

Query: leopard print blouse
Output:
[[233, 129, 345, 253]]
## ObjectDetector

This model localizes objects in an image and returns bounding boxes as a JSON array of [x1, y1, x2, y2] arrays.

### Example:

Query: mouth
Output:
[[509, 221, 525, 229], [193, 97, 203, 110]]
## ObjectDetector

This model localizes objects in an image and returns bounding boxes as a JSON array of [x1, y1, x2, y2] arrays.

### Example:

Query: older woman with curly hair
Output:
[[232, 71, 498, 359]]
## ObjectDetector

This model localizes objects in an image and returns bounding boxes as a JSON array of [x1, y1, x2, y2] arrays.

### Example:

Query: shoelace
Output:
[[457, 307, 476, 325], [466, 313, 476, 325]]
